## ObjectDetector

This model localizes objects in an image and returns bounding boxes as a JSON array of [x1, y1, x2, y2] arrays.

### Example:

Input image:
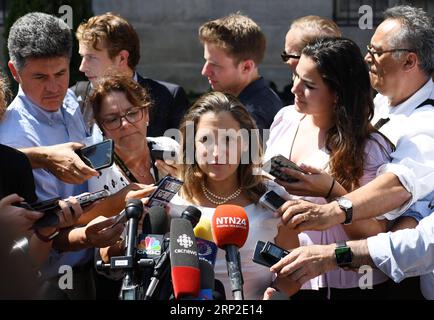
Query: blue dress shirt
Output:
[[0, 87, 89, 200], [0, 87, 93, 278]]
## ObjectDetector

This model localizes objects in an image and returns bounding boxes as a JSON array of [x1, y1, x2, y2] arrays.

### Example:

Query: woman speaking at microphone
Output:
[[169, 92, 300, 299]]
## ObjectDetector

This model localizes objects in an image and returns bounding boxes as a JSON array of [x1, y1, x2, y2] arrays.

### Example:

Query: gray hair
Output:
[[384, 5, 434, 76], [7, 12, 72, 71]]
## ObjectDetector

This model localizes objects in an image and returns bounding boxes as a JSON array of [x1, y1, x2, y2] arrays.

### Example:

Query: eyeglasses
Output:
[[281, 51, 301, 62], [101, 107, 145, 130], [366, 45, 414, 58]]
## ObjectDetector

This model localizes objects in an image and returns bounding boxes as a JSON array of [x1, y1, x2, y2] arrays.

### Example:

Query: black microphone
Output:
[[197, 259, 214, 300], [142, 206, 169, 234], [125, 199, 144, 258], [120, 199, 144, 299], [214, 279, 226, 300], [170, 218, 200, 299], [136, 206, 168, 292], [180, 205, 202, 228], [144, 205, 202, 300]]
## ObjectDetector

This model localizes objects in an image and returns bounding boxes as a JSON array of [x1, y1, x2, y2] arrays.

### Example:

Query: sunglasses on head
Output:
[[281, 51, 301, 62]]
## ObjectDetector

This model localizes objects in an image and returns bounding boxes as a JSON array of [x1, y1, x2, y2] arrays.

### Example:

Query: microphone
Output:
[[136, 206, 168, 293], [142, 206, 169, 234], [180, 205, 202, 228], [144, 205, 202, 300], [124, 199, 144, 258], [211, 204, 249, 300], [170, 218, 200, 299], [120, 199, 144, 299], [194, 218, 213, 241], [197, 259, 214, 300], [194, 218, 218, 266], [214, 279, 226, 301]]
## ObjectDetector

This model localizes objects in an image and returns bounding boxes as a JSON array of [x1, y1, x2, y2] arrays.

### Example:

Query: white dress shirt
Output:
[[372, 79, 434, 219], [367, 211, 434, 299]]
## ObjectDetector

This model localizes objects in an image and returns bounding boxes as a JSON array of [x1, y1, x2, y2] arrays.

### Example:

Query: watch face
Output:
[[338, 198, 352, 209], [335, 246, 352, 266]]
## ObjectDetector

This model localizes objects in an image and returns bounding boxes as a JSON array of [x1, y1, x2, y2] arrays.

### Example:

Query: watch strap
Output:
[[335, 241, 352, 268], [335, 197, 353, 225], [35, 228, 60, 242]]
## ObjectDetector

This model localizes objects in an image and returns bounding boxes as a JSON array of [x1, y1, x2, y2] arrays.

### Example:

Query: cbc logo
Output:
[[177, 234, 193, 249]]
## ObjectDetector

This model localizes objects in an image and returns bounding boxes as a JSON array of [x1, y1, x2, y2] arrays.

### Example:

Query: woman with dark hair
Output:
[[265, 37, 394, 299], [168, 91, 299, 299], [81, 75, 179, 222]]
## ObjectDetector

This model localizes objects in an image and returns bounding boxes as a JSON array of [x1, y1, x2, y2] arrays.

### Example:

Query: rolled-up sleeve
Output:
[[378, 111, 434, 220], [367, 213, 434, 283]]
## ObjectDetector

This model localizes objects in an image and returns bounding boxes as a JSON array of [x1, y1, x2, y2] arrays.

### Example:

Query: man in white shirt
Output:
[[279, 5, 434, 237], [273, 5, 434, 299], [270, 211, 434, 299]]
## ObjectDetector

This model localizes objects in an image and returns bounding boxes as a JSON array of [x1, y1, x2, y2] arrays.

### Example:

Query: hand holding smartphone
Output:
[[107, 176, 183, 230], [75, 139, 114, 171], [259, 190, 287, 212], [146, 176, 183, 208], [265, 154, 305, 183], [252, 240, 291, 268]]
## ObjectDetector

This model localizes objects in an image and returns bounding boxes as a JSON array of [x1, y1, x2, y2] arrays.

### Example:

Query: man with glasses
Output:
[[199, 13, 282, 132], [271, 5, 434, 299], [280, 15, 342, 104]]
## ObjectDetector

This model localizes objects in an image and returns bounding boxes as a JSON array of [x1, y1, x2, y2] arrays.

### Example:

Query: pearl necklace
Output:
[[201, 181, 242, 205]]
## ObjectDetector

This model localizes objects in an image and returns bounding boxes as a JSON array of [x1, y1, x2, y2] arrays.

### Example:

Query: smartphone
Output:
[[15, 190, 111, 230], [150, 149, 176, 161], [252, 240, 290, 268], [76, 139, 114, 171], [146, 176, 183, 208], [72, 190, 110, 208], [259, 190, 287, 212], [266, 154, 305, 183]]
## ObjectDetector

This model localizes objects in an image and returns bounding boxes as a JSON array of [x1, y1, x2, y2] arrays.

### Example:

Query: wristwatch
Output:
[[335, 196, 353, 225], [35, 228, 60, 242], [335, 241, 352, 269]]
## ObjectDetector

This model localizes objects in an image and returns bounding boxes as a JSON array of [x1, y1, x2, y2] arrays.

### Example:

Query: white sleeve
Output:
[[378, 110, 434, 219], [367, 212, 434, 282]]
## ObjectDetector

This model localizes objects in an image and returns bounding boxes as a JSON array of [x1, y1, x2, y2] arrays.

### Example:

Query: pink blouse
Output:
[[265, 106, 393, 290]]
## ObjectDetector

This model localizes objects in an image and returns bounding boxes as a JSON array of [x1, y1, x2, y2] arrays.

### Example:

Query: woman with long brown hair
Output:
[[265, 37, 394, 299], [169, 91, 298, 299]]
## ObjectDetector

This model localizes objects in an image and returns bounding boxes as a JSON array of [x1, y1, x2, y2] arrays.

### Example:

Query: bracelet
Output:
[[325, 178, 336, 199], [34, 228, 60, 242]]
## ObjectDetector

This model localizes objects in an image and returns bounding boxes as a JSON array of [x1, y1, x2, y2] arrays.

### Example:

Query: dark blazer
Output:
[[71, 73, 190, 137], [136, 74, 190, 137]]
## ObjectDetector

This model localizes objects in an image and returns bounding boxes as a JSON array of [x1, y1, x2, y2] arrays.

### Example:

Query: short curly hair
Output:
[[8, 12, 72, 71], [76, 13, 140, 70], [90, 75, 152, 131]]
